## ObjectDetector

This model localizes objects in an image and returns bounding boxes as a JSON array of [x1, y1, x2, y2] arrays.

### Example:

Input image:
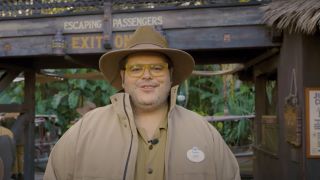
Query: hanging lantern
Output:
[[52, 30, 66, 56]]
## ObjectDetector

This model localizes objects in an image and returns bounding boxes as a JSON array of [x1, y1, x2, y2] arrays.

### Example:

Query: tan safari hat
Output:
[[99, 26, 195, 90]]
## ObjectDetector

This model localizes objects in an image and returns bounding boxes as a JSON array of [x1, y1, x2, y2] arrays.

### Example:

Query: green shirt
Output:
[[134, 118, 168, 180]]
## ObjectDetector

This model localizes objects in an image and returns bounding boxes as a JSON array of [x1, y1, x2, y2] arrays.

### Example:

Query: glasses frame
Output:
[[124, 63, 169, 78]]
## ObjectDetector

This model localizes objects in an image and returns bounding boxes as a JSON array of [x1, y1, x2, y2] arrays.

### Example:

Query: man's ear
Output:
[[120, 70, 125, 88], [170, 68, 174, 83]]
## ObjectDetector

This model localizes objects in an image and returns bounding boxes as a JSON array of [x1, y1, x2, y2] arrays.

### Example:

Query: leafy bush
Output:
[[185, 65, 255, 146], [0, 69, 116, 133]]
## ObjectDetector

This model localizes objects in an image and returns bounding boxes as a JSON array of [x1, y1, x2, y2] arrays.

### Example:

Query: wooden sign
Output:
[[305, 87, 320, 158], [284, 104, 301, 146], [0, 5, 277, 57]]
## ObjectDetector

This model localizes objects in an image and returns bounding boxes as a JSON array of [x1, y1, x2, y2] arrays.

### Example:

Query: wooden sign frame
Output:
[[305, 87, 320, 158]]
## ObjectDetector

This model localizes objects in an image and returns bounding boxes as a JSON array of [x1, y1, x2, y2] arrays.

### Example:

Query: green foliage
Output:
[[1, 69, 116, 133], [186, 65, 255, 146], [35, 69, 116, 132], [0, 81, 24, 104], [187, 65, 224, 115]]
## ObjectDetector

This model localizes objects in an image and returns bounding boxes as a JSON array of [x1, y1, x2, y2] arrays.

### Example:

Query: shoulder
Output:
[[83, 104, 114, 119], [0, 126, 13, 139], [63, 105, 114, 138], [77, 104, 118, 130], [171, 106, 222, 140], [172, 105, 203, 120], [81, 105, 113, 121], [171, 105, 214, 133], [171, 105, 208, 126]]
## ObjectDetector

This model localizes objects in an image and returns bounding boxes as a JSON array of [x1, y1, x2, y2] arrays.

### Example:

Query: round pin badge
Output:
[[187, 146, 205, 163]]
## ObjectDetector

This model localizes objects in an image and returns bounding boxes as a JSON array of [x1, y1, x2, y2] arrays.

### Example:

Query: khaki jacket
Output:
[[44, 87, 240, 180]]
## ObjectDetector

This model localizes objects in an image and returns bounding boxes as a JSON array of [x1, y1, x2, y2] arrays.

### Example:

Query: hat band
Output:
[[129, 43, 165, 49]]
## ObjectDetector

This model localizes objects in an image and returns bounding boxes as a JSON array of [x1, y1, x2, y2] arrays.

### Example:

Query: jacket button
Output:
[[147, 168, 153, 174], [149, 145, 153, 150]]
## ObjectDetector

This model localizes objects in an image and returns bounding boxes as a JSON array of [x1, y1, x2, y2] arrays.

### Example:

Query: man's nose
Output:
[[141, 67, 152, 79]]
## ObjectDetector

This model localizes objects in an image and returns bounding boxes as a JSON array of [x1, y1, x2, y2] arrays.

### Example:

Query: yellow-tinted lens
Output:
[[126, 64, 144, 77], [125, 63, 168, 77]]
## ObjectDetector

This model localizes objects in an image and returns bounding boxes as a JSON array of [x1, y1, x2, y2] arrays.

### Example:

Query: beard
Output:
[[125, 79, 171, 111]]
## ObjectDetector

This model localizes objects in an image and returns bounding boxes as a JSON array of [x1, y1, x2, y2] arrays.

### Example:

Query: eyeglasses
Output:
[[125, 63, 169, 78]]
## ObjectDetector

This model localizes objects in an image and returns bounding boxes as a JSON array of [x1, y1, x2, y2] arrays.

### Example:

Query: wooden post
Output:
[[0, 70, 21, 92], [103, 1, 112, 49], [23, 70, 35, 180]]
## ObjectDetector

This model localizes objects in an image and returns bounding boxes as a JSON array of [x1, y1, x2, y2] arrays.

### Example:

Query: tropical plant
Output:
[[0, 80, 24, 104], [185, 64, 255, 146], [35, 69, 116, 132], [0, 69, 116, 133]]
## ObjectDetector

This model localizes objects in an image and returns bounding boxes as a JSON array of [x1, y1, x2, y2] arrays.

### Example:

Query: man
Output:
[[68, 101, 97, 128], [44, 26, 240, 180], [1, 113, 25, 180], [0, 124, 15, 180], [10, 114, 26, 180]]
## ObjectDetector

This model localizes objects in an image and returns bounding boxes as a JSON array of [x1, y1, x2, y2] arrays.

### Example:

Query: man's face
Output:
[[121, 52, 172, 110]]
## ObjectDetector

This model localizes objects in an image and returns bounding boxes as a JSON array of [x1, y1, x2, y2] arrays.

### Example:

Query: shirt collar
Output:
[[159, 115, 168, 130]]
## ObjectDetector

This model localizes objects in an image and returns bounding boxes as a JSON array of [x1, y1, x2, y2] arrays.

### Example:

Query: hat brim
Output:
[[99, 48, 195, 90]]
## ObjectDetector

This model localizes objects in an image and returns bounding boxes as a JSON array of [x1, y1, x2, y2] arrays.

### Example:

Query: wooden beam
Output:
[[102, 2, 112, 49], [0, 70, 21, 92], [254, 55, 278, 77], [192, 64, 244, 76], [0, 63, 33, 71], [63, 55, 98, 69], [23, 70, 36, 180], [205, 115, 255, 122], [254, 76, 267, 146], [244, 48, 279, 69], [0, 104, 24, 112], [0, 26, 278, 58]]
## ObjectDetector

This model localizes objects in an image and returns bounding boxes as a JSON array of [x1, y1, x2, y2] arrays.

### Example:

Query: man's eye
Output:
[[130, 65, 143, 72], [151, 65, 164, 71]]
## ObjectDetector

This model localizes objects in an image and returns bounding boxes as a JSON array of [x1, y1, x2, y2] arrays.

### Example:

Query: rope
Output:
[[289, 68, 297, 97], [286, 68, 298, 105]]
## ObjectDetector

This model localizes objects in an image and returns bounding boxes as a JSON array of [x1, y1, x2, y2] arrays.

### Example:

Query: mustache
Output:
[[137, 80, 159, 87]]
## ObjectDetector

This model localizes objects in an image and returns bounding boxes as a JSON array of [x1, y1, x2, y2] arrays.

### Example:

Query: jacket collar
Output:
[[110, 92, 133, 124], [169, 85, 178, 111]]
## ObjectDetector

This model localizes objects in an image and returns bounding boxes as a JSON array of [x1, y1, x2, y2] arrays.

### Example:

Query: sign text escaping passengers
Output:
[[64, 16, 163, 30]]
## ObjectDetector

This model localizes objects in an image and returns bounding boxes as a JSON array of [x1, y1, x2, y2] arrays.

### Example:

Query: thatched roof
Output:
[[262, 0, 320, 35]]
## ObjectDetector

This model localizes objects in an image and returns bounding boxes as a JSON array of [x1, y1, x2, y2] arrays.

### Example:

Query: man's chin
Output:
[[134, 100, 158, 108], [139, 100, 157, 106]]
